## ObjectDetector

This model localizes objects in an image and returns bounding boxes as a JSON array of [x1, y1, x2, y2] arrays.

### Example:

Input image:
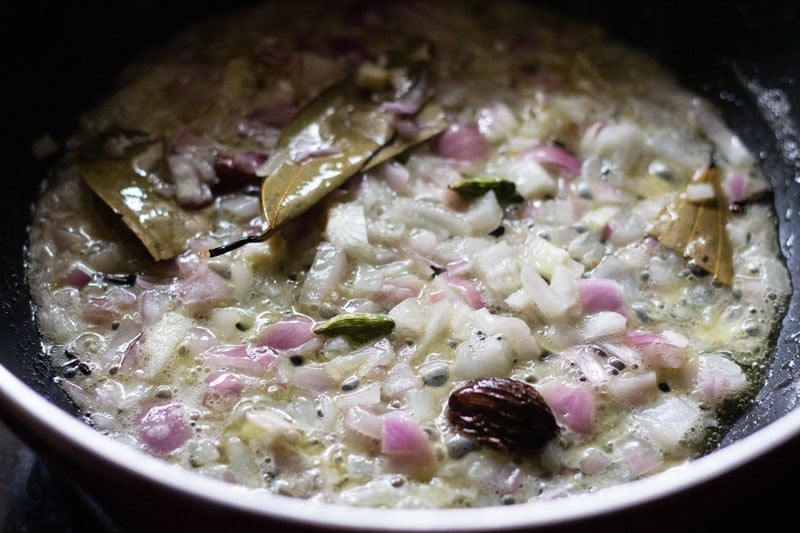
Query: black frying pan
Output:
[[2, 1, 799, 531]]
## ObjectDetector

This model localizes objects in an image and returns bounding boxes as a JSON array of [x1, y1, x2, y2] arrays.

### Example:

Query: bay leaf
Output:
[[208, 67, 448, 257], [80, 141, 212, 261], [363, 102, 448, 171], [647, 164, 734, 286]]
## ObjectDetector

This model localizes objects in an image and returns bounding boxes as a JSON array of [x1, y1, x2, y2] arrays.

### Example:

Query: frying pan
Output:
[[2, 1, 798, 531]]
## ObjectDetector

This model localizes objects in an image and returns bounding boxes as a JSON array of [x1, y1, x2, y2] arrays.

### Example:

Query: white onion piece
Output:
[[582, 311, 627, 340], [579, 447, 612, 475], [291, 365, 337, 392], [626, 330, 688, 369], [335, 382, 382, 408], [224, 436, 262, 488], [175, 264, 232, 316], [520, 144, 582, 178], [203, 344, 278, 375], [245, 407, 294, 443], [83, 287, 137, 324], [383, 361, 422, 398], [474, 241, 521, 295], [298, 243, 349, 306], [139, 289, 171, 326], [499, 156, 555, 199], [416, 299, 452, 354], [389, 297, 427, 338], [407, 228, 439, 256], [465, 191, 503, 235], [453, 334, 511, 379], [524, 235, 580, 280], [689, 353, 747, 406], [614, 435, 663, 478], [210, 307, 255, 342], [344, 405, 384, 441], [444, 275, 485, 310], [374, 161, 411, 195], [605, 371, 658, 406], [358, 338, 396, 377], [218, 194, 260, 220], [520, 264, 571, 318], [326, 202, 370, 253], [634, 394, 700, 451], [476, 101, 517, 142], [386, 197, 469, 239], [581, 121, 646, 173], [561, 345, 609, 386], [139, 312, 194, 378]]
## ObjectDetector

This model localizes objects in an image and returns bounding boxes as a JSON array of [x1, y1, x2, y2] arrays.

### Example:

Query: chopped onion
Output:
[[625, 330, 687, 369], [605, 371, 658, 406], [335, 382, 382, 408], [582, 311, 627, 340], [433, 122, 488, 161], [634, 395, 700, 451], [64, 263, 92, 289], [381, 414, 433, 457], [344, 405, 384, 441], [138, 402, 192, 454], [291, 364, 337, 392], [175, 263, 232, 315], [476, 102, 517, 142], [539, 381, 595, 434], [614, 435, 663, 478], [475, 241, 521, 296], [298, 243, 349, 306], [561, 345, 609, 386], [689, 353, 747, 406], [380, 414, 436, 479], [257, 315, 318, 351], [205, 371, 244, 396], [577, 278, 625, 314], [383, 361, 422, 398], [520, 264, 571, 318], [445, 274, 485, 310], [520, 144, 582, 178], [579, 447, 612, 475], [203, 344, 278, 374]]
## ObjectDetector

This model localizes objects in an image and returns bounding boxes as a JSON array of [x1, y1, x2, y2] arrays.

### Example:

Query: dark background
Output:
[[2, 1, 799, 531]]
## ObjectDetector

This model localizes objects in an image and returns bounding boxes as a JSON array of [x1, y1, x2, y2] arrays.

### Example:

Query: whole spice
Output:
[[313, 313, 396, 344], [446, 377, 558, 457]]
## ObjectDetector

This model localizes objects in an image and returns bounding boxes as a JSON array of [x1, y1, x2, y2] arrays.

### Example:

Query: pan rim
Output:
[[2, 360, 799, 530]]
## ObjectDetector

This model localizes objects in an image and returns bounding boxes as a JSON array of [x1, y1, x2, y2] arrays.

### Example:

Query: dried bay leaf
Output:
[[208, 68, 448, 257], [80, 141, 212, 261], [363, 102, 448, 171], [647, 164, 734, 286], [81, 52, 447, 261]]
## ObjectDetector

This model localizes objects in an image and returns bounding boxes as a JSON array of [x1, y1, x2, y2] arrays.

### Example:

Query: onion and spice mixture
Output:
[[25, 0, 791, 508]]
